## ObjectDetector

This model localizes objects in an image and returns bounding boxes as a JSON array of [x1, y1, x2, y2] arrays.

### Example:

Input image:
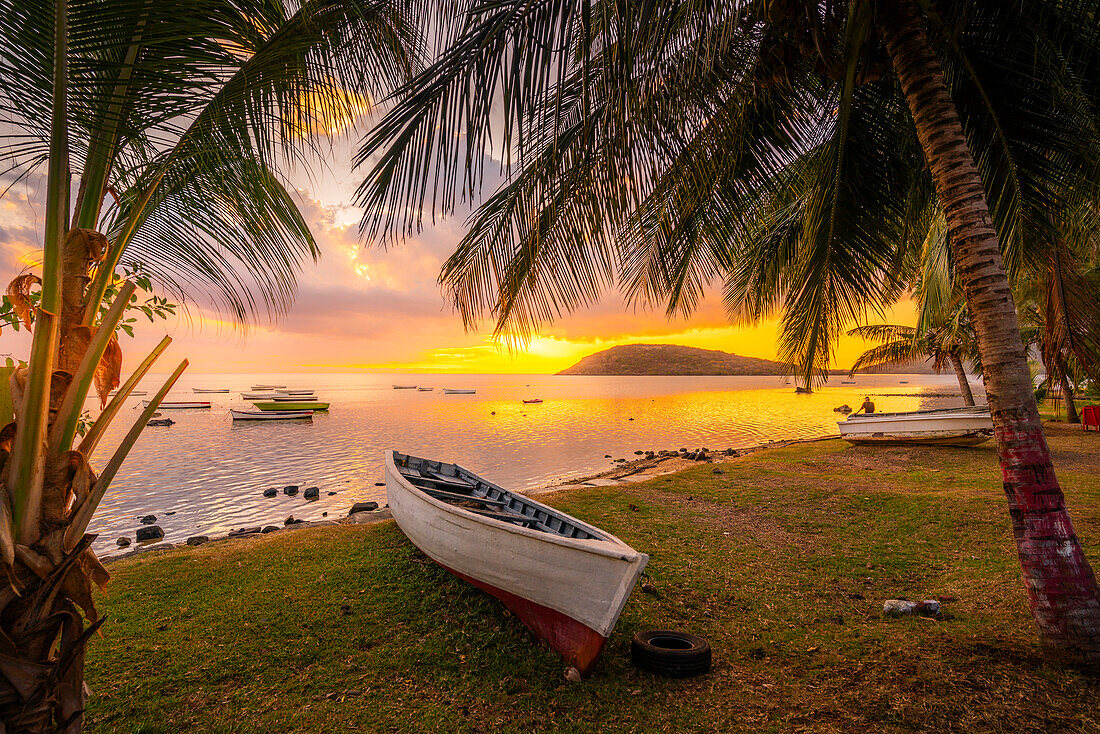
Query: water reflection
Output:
[[89, 373, 976, 556]]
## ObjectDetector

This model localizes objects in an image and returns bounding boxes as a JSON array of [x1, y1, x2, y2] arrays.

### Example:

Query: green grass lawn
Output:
[[87, 424, 1100, 733]]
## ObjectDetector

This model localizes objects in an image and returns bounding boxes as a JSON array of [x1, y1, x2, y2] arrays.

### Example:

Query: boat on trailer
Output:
[[838, 406, 994, 446], [142, 400, 210, 409], [385, 450, 648, 675], [231, 409, 313, 421], [442, 388, 476, 394]]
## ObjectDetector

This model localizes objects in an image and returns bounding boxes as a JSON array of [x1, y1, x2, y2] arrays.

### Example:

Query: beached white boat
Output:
[[393, 385, 418, 390], [142, 401, 210, 409], [192, 388, 229, 393], [442, 388, 476, 394], [386, 451, 648, 675], [838, 406, 994, 446], [230, 409, 313, 421]]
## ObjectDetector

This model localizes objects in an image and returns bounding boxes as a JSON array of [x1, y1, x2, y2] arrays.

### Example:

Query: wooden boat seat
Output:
[[468, 508, 541, 526], [400, 471, 476, 492], [423, 488, 507, 508]]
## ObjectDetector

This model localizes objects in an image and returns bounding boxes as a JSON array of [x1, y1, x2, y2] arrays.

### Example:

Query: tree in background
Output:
[[356, 1, 1100, 665], [0, 0, 418, 729]]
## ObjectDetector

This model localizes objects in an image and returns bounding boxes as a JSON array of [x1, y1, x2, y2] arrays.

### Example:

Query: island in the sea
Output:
[[557, 343, 938, 376], [557, 344, 791, 376]]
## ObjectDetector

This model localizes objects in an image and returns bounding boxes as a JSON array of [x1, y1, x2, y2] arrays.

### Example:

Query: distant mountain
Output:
[[556, 343, 943, 376], [557, 344, 791, 376]]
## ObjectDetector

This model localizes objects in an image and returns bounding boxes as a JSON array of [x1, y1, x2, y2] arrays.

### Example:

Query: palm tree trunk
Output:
[[880, 0, 1100, 666], [1058, 366, 1080, 424], [948, 350, 975, 406]]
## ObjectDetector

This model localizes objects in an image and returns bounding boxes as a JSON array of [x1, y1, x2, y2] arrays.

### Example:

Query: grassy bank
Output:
[[87, 424, 1100, 733]]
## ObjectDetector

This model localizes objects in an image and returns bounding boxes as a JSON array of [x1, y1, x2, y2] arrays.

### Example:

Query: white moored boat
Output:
[[231, 409, 313, 421], [192, 388, 229, 393], [250, 384, 284, 390], [838, 406, 994, 446], [393, 385, 418, 390], [142, 401, 211, 409], [442, 388, 476, 394], [386, 450, 648, 675]]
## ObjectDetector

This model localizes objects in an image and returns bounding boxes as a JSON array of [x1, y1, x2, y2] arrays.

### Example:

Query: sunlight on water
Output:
[[89, 372, 977, 555]]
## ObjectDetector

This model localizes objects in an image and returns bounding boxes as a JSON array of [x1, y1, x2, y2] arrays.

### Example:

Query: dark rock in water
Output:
[[139, 515, 156, 525], [628, 417, 635, 421], [373, 482, 385, 487], [696, 451, 709, 461], [327, 491, 337, 496], [262, 488, 278, 498], [348, 501, 379, 515], [284, 516, 298, 526], [834, 404, 852, 414], [116, 537, 131, 547], [304, 487, 320, 500], [283, 485, 299, 496], [490, 411, 496, 415], [229, 527, 261, 537], [261, 526, 279, 534], [147, 418, 174, 427], [322, 512, 328, 517], [166, 511, 176, 516], [685, 452, 698, 461], [634, 450, 644, 455], [186, 535, 210, 546], [794, 386, 812, 394], [136, 526, 164, 541], [680, 448, 687, 453], [723, 448, 736, 456]]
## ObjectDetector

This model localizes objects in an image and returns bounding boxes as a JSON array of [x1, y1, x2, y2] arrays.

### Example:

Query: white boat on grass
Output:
[[142, 401, 210, 409], [838, 406, 994, 446], [231, 409, 313, 421], [442, 388, 476, 395], [386, 450, 648, 676]]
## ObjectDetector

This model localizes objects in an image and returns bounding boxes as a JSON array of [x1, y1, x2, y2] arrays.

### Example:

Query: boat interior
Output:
[[392, 452, 604, 541], [846, 405, 990, 420]]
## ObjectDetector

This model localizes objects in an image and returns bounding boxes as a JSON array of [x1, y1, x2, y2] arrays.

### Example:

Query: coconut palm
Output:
[[849, 318, 978, 406], [356, 1, 1100, 665], [0, 0, 418, 729]]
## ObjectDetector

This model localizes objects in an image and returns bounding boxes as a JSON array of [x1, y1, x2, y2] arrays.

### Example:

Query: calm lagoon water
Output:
[[89, 372, 978, 556]]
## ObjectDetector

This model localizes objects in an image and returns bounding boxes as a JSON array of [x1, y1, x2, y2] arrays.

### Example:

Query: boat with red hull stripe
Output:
[[385, 450, 648, 675]]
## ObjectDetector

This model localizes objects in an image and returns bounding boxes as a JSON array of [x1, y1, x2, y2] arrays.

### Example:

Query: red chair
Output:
[[1083, 405, 1100, 432]]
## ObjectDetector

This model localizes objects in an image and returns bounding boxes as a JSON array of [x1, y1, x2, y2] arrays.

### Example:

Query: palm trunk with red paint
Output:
[[880, 0, 1100, 666]]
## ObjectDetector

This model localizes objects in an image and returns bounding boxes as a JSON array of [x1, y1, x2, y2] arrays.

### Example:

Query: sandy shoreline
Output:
[[102, 433, 837, 563]]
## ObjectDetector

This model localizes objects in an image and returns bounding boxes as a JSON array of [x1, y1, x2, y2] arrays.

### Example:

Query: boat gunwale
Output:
[[843, 406, 990, 421], [385, 451, 642, 563]]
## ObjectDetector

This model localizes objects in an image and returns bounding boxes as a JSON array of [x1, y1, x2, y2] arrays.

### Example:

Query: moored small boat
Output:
[[442, 388, 476, 394], [250, 384, 285, 390], [270, 394, 317, 402], [240, 392, 272, 399], [522, 398, 543, 404], [110, 390, 147, 396], [386, 451, 648, 675], [252, 400, 329, 411], [231, 409, 313, 421], [417, 387, 434, 391], [838, 406, 994, 446], [276, 389, 315, 395], [193, 388, 229, 393], [393, 385, 418, 390], [142, 401, 210, 409]]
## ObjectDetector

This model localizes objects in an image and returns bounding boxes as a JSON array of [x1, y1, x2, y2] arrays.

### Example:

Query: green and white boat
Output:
[[252, 400, 329, 411]]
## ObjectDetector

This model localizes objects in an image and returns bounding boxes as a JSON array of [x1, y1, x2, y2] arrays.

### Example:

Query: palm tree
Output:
[[356, 1, 1100, 665], [0, 1, 418, 729], [849, 319, 978, 406]]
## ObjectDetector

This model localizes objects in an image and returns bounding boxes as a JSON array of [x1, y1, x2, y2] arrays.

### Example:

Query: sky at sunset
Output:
[[0, 128, 916, 375]]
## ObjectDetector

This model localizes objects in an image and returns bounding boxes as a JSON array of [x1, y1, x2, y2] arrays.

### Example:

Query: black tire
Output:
[[631, 629, 711, 678]]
